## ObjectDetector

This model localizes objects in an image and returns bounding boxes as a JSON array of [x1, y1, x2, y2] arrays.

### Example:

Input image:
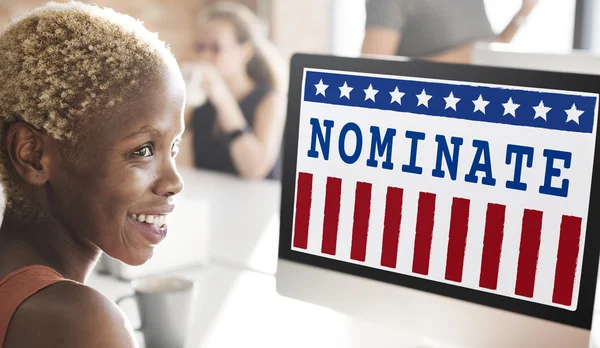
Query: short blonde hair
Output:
[[0, 1, 179, 210]]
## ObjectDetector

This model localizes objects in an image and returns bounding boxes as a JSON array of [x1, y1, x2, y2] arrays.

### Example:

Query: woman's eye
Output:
[[133, 145, 154, 157]]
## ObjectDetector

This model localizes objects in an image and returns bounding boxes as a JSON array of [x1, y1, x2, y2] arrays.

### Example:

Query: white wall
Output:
[[483, 0, 576, 53], [330, 0, 366, 57], [330, 0, 577, 57]]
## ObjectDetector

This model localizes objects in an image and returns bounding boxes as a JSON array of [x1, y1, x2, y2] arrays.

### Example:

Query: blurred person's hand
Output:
[[198, 63, 231, 104], [181, 63, 207, 108]]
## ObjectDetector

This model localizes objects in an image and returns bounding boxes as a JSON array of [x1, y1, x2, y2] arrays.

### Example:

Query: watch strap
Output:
[[225, 126, 251, 143]]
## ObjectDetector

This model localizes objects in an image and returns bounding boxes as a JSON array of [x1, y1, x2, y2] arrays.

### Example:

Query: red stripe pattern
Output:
[[515, 209, 543, 298], [293, 172, 313, 249], [445, 198, 470, 282], [321, 177, 342, 255], [350, 182, 372, 262], [412, 192, 436, 275], [552, 216, 582, 306], [479, 203, 506, 290], [380, 187, 404, 268], [291, 173, 584, 308]]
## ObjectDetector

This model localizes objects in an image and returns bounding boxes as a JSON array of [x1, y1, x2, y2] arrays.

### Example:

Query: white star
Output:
[[364, 84, 379, 102], [444, 91, 460, 110], [338, 81, 353, 99], [502, 97, 520, 117], [315, 79, 328, 96], [473, 94, 489, 114], [416, 89, 432, 108], [533, 100, 551, 121], [389, 86, 404, 105], [565, 103, 584, 124]]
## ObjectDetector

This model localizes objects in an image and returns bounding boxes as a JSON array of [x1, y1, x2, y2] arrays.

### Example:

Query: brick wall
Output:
[[0, 0, 332, 72], [0, 0, 261, 63], [269, 0, 333, 62]]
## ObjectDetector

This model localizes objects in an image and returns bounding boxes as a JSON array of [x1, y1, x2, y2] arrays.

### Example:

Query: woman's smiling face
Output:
[[46, 65, 186, 265]]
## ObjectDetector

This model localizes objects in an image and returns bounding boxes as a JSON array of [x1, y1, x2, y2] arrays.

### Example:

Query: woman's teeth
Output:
[[131, 214, 167, 227]]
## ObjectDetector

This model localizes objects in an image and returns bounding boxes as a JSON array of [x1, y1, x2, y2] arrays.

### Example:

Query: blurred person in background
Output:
[[361, 0, 538, 64], [178, 1, 287, 181]]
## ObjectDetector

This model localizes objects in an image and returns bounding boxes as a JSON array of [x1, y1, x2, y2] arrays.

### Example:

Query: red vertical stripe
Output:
[[552, 215, 582, 306], [515, 209, 543, 298], [321, 177, 342, 255], [380, 187, 404, 268], [412, 192, 436, 275], [445, 197, 470, 282], [350, 182, 372, 262], [293, 172, 313, 249], [479, 203, 506, 290]]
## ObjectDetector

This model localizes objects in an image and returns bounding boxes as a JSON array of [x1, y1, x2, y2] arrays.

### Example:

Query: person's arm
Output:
[[4, 282, 138, 348], [193, 64, 286, 179], [214, 89, 286, 179], [498, 0, 538, 43], [361, 0, 405, 56], [361, 0, 471, 64], [425, 0, 539, 64]]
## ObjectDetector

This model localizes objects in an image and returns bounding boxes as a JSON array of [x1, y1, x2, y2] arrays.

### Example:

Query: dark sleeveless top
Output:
[[191, 84, 282, 181]]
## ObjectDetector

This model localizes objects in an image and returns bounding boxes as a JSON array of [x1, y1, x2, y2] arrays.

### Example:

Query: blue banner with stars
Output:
[[303, 70, 598, 134]]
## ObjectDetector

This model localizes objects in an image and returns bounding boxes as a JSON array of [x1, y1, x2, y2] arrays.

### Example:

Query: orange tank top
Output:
[[0, 265, 71, 348]]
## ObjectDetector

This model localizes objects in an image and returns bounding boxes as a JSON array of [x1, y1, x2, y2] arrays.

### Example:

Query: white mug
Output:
[[116, 276, 196, 348]]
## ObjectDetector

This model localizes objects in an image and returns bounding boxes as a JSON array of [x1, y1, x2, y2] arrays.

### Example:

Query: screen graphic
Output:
[[290, 68, 599, 312]]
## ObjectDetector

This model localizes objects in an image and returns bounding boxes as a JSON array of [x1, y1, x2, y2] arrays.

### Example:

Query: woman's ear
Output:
[[6, 122, 52, 186]]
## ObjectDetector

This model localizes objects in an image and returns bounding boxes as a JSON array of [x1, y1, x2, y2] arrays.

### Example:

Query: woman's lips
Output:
[[129, 216, 167, 245]]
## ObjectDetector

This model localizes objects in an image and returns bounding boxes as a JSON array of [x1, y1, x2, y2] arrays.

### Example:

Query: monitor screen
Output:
[[278, 54, 600, 330]]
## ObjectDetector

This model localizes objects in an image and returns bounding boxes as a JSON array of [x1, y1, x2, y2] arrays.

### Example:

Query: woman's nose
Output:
[[155, 161, 184, 197]]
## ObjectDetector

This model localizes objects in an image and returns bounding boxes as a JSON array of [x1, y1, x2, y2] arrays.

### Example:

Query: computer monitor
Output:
[[276, 53, 600, 347]]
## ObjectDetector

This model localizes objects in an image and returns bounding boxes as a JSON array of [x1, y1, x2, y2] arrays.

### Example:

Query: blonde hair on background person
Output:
[[198, 1, 287, 92]]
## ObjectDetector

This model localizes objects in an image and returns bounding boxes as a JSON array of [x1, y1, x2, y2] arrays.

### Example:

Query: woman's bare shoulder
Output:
[[4, 281, 138, 348]]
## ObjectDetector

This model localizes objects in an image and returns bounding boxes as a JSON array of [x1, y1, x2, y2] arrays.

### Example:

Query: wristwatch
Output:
[[224, 126, 251, 143]]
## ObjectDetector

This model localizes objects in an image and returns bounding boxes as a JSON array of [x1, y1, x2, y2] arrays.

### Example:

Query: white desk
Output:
[[89, 261, 600, 348], [88, 262, 428, 348], [175, 167, 281, 275]]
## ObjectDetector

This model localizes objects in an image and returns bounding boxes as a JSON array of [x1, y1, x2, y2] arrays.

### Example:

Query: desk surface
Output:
[[176, 167, 282, 275], [89, 262, 431, 348], [88, 261, 600, 348]]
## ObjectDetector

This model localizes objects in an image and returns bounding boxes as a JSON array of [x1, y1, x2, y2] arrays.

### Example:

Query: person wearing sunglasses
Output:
[[178, 1, 287, 181]]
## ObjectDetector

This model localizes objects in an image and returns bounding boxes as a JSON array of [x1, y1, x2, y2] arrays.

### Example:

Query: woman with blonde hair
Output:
[[180, 1, 287, 180], [0, 1, 185, 347]]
